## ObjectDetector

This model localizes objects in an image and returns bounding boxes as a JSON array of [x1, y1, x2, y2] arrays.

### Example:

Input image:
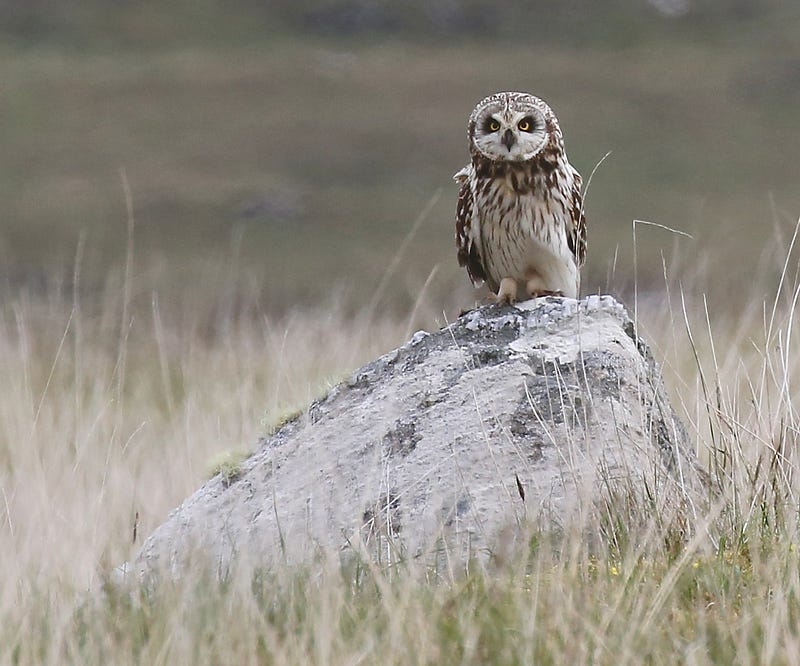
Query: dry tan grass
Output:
[[2, 218, 800, 663], [0, 289, 414, 576]]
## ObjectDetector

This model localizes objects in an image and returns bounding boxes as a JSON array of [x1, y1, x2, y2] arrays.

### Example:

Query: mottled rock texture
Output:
[[129, 295, 702, 580]]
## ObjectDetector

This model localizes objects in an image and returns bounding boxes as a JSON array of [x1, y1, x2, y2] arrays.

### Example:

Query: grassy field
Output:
[[1, 221, 800, 663], [3, 16, 800, 310], [3, 6, 800, 663]]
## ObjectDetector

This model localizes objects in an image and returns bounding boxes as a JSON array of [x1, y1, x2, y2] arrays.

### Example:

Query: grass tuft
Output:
[[205, 448, 250, 486]]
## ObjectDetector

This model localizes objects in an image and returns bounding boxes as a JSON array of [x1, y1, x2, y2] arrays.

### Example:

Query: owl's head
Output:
[[467, 92, 559, 163]]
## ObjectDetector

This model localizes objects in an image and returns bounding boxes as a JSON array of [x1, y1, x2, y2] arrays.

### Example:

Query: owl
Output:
[[454, 92, 586, 302]]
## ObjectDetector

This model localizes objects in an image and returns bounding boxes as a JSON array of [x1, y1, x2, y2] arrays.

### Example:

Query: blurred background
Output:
[[2, 0, 800, 315]]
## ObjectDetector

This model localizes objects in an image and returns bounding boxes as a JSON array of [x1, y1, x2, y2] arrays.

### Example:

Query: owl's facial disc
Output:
[[474, 107, 548, 162]]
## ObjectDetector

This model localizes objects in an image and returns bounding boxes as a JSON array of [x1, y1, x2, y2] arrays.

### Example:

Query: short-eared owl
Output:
[[454, 92, 586, 302]]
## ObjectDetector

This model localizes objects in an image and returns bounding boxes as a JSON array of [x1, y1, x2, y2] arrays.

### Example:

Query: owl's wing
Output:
[[567, 169, 587, 267], [454, 166, 487, 284]]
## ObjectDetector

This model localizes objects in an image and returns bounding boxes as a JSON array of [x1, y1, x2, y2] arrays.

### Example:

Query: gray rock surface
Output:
[[128, 295, 702, 580]]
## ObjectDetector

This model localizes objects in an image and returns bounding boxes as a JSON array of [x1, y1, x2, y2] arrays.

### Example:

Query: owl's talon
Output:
[[495, 277, 518, 304]]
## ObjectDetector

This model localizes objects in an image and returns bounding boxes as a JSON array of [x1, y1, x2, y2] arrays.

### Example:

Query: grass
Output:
[[1, 212, 800, 663], [205, 448, 249, 486], [28, 544, 798, 664]]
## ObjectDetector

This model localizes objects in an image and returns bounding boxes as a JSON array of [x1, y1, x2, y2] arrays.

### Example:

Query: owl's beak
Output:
[[501, 129, 516, 151]]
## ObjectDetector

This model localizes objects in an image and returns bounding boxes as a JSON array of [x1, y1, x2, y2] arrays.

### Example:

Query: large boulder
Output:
[[128, 295, 702, 580]]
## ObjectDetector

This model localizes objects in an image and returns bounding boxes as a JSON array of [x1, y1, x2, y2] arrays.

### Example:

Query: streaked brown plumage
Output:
[[455, 92, 586, 302]]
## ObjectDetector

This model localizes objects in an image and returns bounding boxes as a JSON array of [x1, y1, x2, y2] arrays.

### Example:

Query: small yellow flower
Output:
[[523, 574, 533, 592]]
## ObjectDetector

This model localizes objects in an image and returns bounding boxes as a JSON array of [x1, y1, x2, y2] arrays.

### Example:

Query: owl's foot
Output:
[[495, 277, 518, 304], [525, 273, 546, 298], [525, 272, 562, 299]]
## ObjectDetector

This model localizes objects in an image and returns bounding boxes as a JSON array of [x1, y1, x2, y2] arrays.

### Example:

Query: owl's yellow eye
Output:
[[518, 117, 534, 132], [487, 119, 501, 132]]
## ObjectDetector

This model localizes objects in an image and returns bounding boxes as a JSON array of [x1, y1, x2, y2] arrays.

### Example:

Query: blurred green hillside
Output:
[[2, 1, 800, 311]]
